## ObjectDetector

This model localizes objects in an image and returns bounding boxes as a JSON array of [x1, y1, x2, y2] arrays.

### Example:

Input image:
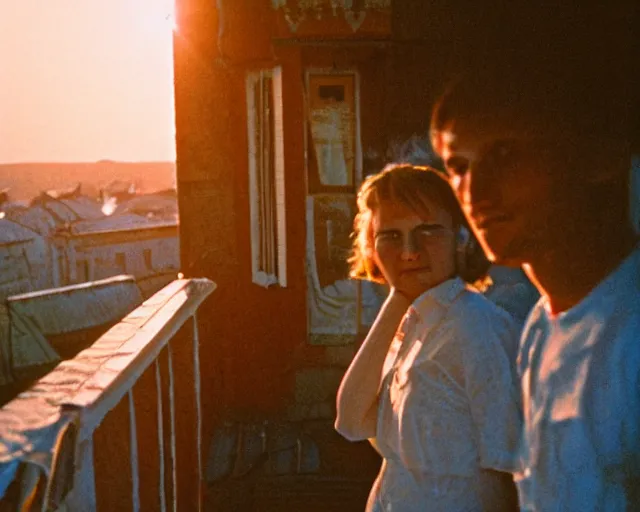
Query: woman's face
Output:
[[371, 197, 456, 301]]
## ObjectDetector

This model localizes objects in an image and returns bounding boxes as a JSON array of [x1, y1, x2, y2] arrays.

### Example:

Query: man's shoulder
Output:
[[517, 289, 640, 375]]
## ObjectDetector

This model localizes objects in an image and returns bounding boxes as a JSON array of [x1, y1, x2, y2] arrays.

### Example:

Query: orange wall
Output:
[[174, 0, 307, 425], [173, 0, 443, 426]]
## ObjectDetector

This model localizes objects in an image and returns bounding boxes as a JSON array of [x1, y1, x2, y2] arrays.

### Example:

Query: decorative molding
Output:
[[271, 0, 390, 33]]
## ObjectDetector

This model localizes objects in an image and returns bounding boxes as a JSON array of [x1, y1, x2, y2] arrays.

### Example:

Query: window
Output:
[[246, 68, 287, 287]]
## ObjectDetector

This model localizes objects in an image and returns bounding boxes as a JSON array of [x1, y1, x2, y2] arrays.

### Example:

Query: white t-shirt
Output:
[[516, 246, 640, 511], [371, 277, 522, 511]]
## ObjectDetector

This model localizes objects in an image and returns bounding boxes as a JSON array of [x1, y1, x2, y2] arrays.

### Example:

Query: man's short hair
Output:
[[431, 5, 637, 153]]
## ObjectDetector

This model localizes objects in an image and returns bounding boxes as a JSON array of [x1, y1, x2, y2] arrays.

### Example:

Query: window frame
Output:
[[246, 67, 287, 288]]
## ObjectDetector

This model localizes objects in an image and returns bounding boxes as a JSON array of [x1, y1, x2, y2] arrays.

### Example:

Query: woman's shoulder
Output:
[[446, 287, 520, 352]]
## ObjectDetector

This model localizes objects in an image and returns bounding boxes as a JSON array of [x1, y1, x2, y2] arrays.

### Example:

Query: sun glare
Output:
[[166, 13, 178, 32], [135, 0, 177, 34]]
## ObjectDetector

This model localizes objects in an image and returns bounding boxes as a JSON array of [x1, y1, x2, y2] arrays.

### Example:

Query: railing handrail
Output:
[[0, 278, 215, 500]]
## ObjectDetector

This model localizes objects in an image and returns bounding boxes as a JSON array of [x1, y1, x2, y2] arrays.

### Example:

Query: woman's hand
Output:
[[334, 288, 411, 441]]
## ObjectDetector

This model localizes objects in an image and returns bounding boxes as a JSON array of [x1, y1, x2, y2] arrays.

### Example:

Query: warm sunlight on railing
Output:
[[0, 278, 215, 511]]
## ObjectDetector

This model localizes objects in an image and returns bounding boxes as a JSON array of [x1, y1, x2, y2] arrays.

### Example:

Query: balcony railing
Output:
[[0, 278, 216, 511]]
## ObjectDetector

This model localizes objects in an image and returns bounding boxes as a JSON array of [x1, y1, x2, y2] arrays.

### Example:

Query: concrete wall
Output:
[[69, 230, 179, 285]]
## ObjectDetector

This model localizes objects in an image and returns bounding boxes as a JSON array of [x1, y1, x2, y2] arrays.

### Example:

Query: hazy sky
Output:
[[0, 0, 176, 163]]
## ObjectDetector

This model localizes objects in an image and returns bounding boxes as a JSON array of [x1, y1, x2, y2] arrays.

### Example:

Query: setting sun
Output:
[[0, 0, 176, 164], [134, 0, 177, 34]]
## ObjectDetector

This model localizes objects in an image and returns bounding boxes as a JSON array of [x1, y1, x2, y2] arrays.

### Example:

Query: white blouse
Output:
[[370, 278, 522, 511]]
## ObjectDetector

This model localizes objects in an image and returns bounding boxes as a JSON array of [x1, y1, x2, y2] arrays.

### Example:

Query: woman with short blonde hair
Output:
[[336, 164, 521, 511]]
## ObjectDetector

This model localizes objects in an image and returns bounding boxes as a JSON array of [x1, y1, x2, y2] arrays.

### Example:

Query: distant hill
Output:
[[0, 161, 176, 201]]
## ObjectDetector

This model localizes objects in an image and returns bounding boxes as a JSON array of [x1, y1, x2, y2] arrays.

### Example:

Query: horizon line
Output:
[[0, 159, 176, 165]]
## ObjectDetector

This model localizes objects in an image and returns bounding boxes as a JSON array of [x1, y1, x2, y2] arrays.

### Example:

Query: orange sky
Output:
[[0, 0, 176, 163]]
